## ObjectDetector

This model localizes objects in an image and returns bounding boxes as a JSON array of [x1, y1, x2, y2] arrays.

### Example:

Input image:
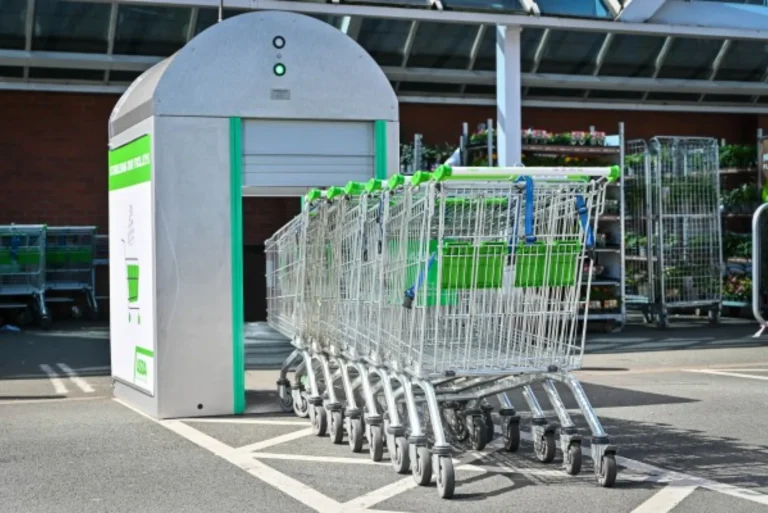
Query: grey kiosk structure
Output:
[[107, 11, 399, 419]]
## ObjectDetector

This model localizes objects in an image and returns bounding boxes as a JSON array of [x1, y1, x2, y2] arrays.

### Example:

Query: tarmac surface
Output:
[[2, 318, 768, 513]]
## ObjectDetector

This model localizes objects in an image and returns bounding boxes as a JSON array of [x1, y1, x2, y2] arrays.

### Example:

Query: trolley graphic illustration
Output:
[[268, 164, 620, 499], [121, 239, 140, 324]]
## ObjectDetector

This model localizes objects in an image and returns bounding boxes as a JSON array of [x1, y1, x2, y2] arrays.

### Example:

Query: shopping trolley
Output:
[[0, 224, 50, 327], [270, 164, 620, 499], [121, 239, 140, 324], [45, 226, 99, 320]]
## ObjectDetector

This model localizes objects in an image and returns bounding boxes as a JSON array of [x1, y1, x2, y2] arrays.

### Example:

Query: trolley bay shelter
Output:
[[107, 10, 398, 419]]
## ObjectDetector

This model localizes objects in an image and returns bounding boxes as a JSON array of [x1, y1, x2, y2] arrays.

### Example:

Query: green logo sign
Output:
[[136, 359, 147, 377], [109, 134, 152, 191]]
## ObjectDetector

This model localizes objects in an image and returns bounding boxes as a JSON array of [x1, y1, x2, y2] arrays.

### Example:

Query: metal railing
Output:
[[752, 203, 768, 337]]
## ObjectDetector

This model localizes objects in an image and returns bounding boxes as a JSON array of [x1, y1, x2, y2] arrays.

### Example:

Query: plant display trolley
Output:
[[449, 121, 627, 332], [623, 137, 723, 328], [270, 164, 622, 500]]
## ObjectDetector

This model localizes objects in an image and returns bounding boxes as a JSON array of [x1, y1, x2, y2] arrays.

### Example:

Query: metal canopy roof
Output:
[[2, 0, 768, 112]]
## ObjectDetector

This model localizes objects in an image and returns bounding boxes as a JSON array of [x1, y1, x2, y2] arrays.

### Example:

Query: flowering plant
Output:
[[590, 131, 606, 146], [571, 131, 589, 145]]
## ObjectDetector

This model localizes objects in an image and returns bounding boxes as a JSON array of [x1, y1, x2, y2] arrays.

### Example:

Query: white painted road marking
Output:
[[630, 482, 698, 513], [685, 369, 768, 382], [56, 363, 95, 393], [184, 418, 310, 426], [236, 427, 314, 452], [39, 364, 67, 394], [115, 399, 406, 513]]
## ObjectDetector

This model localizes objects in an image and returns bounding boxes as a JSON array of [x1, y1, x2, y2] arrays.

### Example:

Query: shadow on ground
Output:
[[0, 321, 110, 380]]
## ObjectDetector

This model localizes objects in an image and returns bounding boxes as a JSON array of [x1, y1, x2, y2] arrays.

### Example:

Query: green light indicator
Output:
[[274, 63, 286, 77]]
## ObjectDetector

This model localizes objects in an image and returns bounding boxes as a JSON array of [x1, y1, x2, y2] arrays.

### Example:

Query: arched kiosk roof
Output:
[[109, 10, 398, 139]]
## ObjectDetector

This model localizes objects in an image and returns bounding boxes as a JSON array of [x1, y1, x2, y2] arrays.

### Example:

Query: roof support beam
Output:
[[187, 8, 199, 42], [616, 0, 667, 22], [3, 77, 768, 114], [23, 0, 35, 79], [401, 21, 419, 68], [517, 0, 540, 15], [524, 28, 549, 96], [602, 0, 622, 18], [584, 32, 614, 98], [642, 35, 673, 101], [699, 39, 731, 102], [104, 3, 120, 83], [80, 0, 768, 41], [460, 24, 486, 96], [339, 16, 362, 40], [6, 48, 768, 97]]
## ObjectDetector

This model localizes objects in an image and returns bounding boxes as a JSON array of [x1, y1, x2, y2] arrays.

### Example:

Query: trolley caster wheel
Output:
[[535, 431, 556, 464], [369, 424, 384, 462], [330, 410, 344, 444], [564, 442, 582, 476], [411, 445, 432, 486], [482, 410, 495, 442], [597, 454, 617, 488], [293, 393, 309, 418], [452, 411, 469, 442], [503, 418, 521, 453], [348, 417, 364, 453], [391, 436, 410, 474], [39, 315, 51, 330], [278, 393, 293, 413], [312, 405, 328, 437], [469, 416, 488, 451], [436, 455, 455, 499]]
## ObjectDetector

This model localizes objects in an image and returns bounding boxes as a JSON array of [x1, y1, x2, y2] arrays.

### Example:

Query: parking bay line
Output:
[[56, 363, 95, 393], [114, 399, 405, 513], [236, 427, 315, 453], [684, 369, 768, 381], [182, 418, 311, 426], [39, 364, 67, 394], [630, 482, 698, 513]]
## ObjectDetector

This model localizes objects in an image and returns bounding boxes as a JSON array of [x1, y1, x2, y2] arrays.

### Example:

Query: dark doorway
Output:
[[243, 244, 267, 322]]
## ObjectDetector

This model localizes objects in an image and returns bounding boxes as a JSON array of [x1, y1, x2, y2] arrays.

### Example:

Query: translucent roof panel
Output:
[[694, 0, 767, 5], [598, 34, 666, 78], [535, 0, 611, 18], [588, 90, 645, 100], [0, 66, 23, 78], [656, 38, 723, 80], [113, 5, 191, 56], [0, 0, 27, 50], [526, 87, 589, 98], [398, 82, 462, 94], [357, 19, 412, 67], [407, 23, 477, 69], [645, 92, 701, 102], [473, 27, 544, 72], [29, 67, 105, 81], [464, 84, 495, 95], [715, 40, 768, 82], [194, 8, 248, 37], [110, 70, 145, 83], [701, 94, 755, 103], [31, 0, 111, 53], [537, 30, 606, 75], [438, 0, 524, 12]]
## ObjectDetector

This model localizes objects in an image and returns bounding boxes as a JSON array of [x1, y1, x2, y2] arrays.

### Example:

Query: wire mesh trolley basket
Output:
[[269, 164, 621, 499]]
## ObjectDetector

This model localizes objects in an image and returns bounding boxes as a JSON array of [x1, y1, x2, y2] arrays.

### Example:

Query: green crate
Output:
[[441, 241, 506, 289], [126, 264, 140, 302], [0, 248, 41, 266], [514, 239, 581, 288], [47, 248, 93, 265]]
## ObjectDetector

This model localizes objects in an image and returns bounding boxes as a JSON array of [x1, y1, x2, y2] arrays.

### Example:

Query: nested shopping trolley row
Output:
[[267, 164, 620, 499], [0, 224, 99, 327]]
